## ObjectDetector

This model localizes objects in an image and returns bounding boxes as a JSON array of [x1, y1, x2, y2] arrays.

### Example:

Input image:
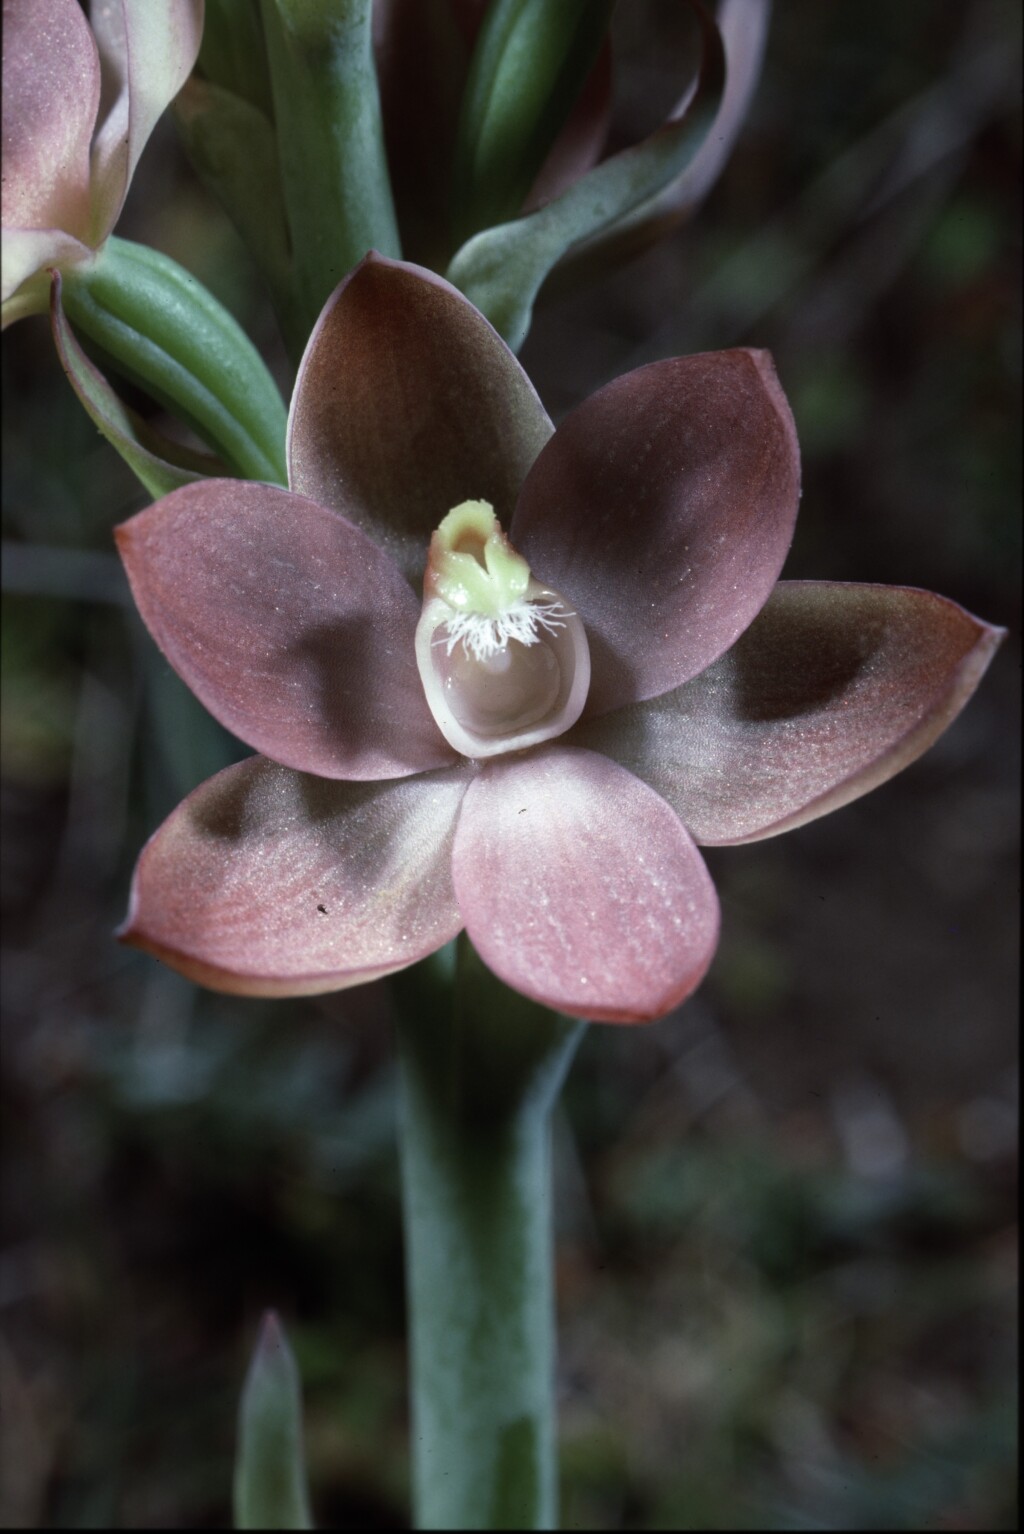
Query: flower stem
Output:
[[394, 939, 585, 1529], [260, 0, 401, 343]]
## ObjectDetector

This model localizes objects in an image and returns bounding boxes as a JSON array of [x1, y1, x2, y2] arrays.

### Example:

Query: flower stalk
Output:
[[260, 0, 401, 346], [394, 939, 585, 1529]]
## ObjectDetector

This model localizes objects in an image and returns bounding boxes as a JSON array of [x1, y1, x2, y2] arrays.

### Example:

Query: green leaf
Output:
[[198, 0, 275, 119], [446, 0, 726, 352], [234, 1312, 314, 1530], [51, 272, 225, 500], [60, 237, 288, 485], [551, 0, 774, 288], [451, 0, 615, 243], [173, 77, 303, 354]]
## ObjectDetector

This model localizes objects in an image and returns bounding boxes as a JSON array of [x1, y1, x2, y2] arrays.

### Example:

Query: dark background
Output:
[[2, 1, 1019, 1526]]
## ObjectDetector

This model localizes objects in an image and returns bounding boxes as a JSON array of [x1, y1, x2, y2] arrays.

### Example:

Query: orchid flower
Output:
[[2, 0, 287, 494], [114, 255, 1002, 1023], [1, 0, 203, 327]]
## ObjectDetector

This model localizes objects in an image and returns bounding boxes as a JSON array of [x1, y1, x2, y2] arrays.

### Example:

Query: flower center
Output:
[[415, 500, 591, 759]]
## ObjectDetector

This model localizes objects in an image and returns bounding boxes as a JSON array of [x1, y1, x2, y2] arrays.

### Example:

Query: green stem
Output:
[[260, 0, 401, 342], [60, 238, 287, 485], [394, 939, 585, 1529]]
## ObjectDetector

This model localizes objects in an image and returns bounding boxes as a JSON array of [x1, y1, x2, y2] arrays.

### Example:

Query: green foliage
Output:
[[61, 239, 287, 487], [234, 1314, 313, 1529], [260, 0, 400, 348], [451, 0, 614, 242], [448, 6, 725, 350]]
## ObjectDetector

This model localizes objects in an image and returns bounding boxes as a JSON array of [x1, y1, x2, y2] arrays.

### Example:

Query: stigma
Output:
[[415, 500, 591, 759]]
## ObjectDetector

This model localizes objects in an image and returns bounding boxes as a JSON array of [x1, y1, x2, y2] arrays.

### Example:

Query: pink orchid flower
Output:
[[1, 0, 203, 326], [115, 255, 1003, 1023]]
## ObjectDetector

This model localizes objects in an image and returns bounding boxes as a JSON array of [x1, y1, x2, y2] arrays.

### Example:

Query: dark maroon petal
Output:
[[452, 745, 719, 1022], [288, 253, 553, 586], [119, 757, 470, 996], [116, 480, 456, 780], [511, 348, 800, 715], [571, 582, 1006, 844]]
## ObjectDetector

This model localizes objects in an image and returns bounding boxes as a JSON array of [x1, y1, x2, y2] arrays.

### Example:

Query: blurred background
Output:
[[1, 1, 1019, 1526]]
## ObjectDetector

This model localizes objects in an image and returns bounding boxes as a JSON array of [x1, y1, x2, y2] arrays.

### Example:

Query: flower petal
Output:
[[511, 349, 800, 715], [572, 582, 1006, 845], [119, 758, 470, 996], [288, 253, 554, 587], [89, 0, 203, 241], [116, 481, 457, 780], [452, 745, 719, 1022], [1, 228, 92, 312], [1, 0, 98, 238]]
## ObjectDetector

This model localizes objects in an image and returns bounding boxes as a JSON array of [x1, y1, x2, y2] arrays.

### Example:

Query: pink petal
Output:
[[572, 582, 1006, 845], [452, 746, 720, 1022], [511, 348, 800, 715], [288, 253, 553, 587], [89, 0, 203, 240], [1, 228, 92, 312], [116, 481, 457, 780], [119, 758, 470, 996], [1, 0, 99, 239]]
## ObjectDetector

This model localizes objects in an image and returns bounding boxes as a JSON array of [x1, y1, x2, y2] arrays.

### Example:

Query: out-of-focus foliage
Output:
[[1, 0, 1018, 1526]]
